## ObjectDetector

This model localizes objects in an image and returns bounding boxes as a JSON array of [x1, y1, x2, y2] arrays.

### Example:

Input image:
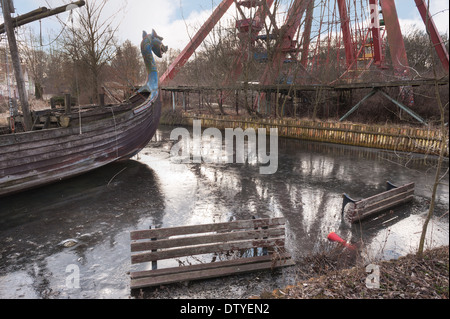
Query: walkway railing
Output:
[[161, 113, 448, 157]]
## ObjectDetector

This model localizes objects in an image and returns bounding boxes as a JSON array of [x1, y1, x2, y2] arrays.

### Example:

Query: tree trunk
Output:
[[417, 0, 448, 258], [35, 82, 43, 99], [417, 80, 447, 257], [92, 68, 99, 104]]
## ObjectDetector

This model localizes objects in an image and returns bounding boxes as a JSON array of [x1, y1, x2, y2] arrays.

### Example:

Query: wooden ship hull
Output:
[[0, 92, 161, 197]]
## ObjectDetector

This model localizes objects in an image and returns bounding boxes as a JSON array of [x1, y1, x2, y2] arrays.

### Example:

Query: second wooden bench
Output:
[[129, 217, 294, 290], [342, 181, 415, 223]]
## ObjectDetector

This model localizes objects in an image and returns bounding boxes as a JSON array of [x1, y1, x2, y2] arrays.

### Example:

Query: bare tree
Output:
[[20, 30, 47, 99], [42, 46, 73, 96], [110, 40, 145, 90], [61, 0, 121, 103], [417, 0, 449, 258]]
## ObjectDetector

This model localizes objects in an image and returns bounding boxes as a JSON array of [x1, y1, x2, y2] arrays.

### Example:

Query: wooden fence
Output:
[[161, 113, 449, 157]]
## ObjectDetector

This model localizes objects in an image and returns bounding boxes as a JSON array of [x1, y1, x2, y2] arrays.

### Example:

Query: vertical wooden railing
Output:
[[161, 113, 448, 157]]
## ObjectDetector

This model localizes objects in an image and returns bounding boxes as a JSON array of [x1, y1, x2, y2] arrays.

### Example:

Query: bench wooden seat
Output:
[[129, 217, 294, 290], [342, 181, 415, 223]]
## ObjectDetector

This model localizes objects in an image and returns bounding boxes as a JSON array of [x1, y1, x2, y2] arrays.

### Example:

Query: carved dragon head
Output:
[[141, 29, 168, 59]]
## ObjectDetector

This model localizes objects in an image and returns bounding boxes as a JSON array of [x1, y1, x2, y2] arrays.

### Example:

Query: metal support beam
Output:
[[254, 0, 313, 111], [160, 0, 235, 85], [340, 88, 426, 124], [337, 0, 356, 68], [259, 0, 313, 85], [378, 90, 426, 124], [221, 0, 275, 90], [414, 0, 449, 72], [340, 89, 377, 122], [380, 0, 414, 107], [369, 0, 383, 65], [300, 0, 314, 67], [380, 0, 410, 77]]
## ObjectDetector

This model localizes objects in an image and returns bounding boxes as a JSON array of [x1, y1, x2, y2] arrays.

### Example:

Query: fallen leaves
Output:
[[256, 246, 449, 299]]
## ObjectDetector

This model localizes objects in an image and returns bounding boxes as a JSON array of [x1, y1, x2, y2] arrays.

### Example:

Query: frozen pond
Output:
[[0, 125, 448, 299]]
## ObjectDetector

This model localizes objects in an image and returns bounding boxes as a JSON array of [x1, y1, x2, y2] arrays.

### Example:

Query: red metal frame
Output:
[[224, 0, 275, 85], [299, 0, 314, 68], [159, 0, 235, 85], [381, 0, 415, 106], [414, 0, 449, 72], [337, 0, 356, 69], [380, 0, 410, 77], [369, 0, 383, 66], [161, 0, 448, 89], [259, 0, 313, 86]]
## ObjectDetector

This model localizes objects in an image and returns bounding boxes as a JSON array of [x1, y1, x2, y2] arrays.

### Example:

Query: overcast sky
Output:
[[3, 0, 449, 52]]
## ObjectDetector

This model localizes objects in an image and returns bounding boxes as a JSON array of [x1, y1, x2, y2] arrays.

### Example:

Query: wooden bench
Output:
[[129, 217, 294, 290], [342, 181, 415, 223]]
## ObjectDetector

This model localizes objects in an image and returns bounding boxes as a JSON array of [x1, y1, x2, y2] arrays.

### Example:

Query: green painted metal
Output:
[[379, 90, 426, 124], [340, 89, 377, 122], [340, 88, 426, 124]]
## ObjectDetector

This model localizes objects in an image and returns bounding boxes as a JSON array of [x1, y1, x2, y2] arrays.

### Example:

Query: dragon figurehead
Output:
[[138, 29, 168, 98]]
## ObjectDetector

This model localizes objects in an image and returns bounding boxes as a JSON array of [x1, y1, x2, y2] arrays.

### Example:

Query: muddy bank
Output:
[[258, 246, 449, 299]]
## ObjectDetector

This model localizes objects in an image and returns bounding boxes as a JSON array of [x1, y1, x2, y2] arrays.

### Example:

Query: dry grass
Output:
[[255, 246, 449, 299]]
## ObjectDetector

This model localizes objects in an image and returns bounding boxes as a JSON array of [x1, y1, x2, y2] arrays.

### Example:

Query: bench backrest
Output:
[[130, 217, 287, 265], [349, 182, 415, 222], [354, 182, 414, 210]]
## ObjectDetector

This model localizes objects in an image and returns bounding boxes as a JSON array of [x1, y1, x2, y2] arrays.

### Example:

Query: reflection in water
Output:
[[0, 161, 165, 298], [0, 125, 448, 299]]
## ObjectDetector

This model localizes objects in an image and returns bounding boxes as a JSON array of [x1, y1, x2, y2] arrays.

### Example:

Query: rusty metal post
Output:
[[414, 0, 449, 72], [380, 0, 414, 106], [300, 0, 315, 68], [337, 0, 356, 69], [369, 0, 383, 66], [380, 0, 410, 77], [255, 0, 313, 109], [160, 0, 234, 85]]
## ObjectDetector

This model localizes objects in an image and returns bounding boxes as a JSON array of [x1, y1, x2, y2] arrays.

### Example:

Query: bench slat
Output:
[[130, 255, 295, 289], [131, 228, 285, 252], [345, 182, 415, 223], [130, 253, 292, 280], [354, 183, 414, 207], [351, 195, 414, 223], [131, 238, 286, 264], [130, 217, 285, 241], [353, 189, 414, 215], [129, 217, 294, 290]]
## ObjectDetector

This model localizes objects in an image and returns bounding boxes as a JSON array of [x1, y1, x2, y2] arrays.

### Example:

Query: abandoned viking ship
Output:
[[0, 30, 167, 197]]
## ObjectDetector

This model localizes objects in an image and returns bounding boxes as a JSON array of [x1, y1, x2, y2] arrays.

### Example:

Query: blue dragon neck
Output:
[[139, 43, 159, 100]]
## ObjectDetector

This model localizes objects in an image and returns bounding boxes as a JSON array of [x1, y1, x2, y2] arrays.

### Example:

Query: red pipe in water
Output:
[[327, 232, 356, 250]]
